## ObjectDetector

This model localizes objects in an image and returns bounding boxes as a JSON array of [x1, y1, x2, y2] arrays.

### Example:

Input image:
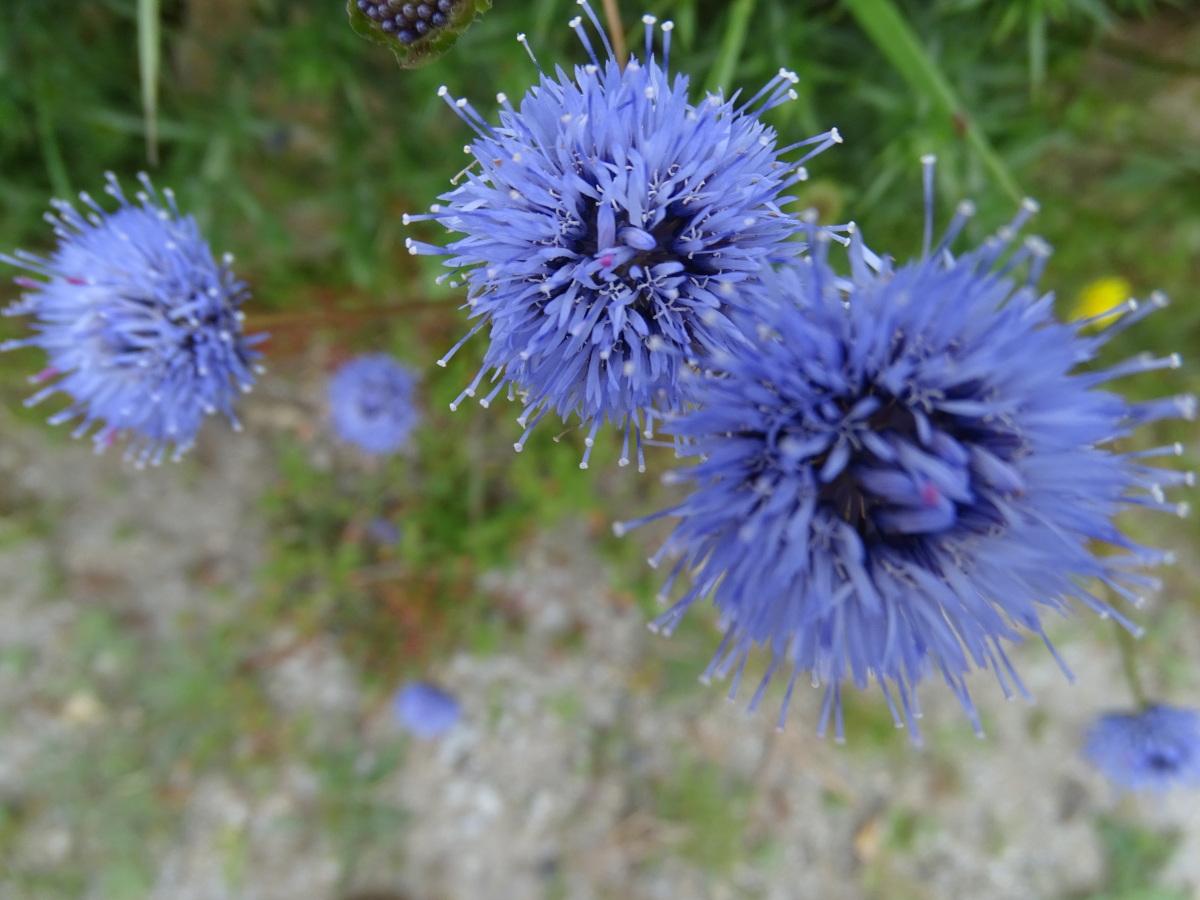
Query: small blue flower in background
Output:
[[618, 163, 1194, 742], [406, 2, 841, 468], [328, 353, 420, 455], [366, 517, 402, 547], [1, 172, 265, 466], [394, 681, 461, 738], [1085, 705, 1200, 793]]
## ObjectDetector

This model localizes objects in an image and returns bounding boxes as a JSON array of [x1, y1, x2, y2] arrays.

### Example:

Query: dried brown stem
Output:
[[599, 0, 627, 68]]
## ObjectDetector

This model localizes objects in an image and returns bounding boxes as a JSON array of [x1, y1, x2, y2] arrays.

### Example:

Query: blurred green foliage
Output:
[[1087, 817, 1189, 900]]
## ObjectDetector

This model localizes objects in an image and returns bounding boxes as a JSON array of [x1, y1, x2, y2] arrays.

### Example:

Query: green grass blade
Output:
[[842, 0, 1023, 203], [137, 0, 160, 165], [33, 68, 71, 199], [703, 0, 756, 97]]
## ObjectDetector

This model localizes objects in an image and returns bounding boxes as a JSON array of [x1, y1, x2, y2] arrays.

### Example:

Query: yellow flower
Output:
[[1070, 276, 1133, 327]]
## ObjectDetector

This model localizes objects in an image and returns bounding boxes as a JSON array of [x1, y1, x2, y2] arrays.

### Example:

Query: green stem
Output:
[[1114, 619, 1148, 710], [704, 0, 756, 97], [33, 69, 71, 200], [138, 0, 160, 165]]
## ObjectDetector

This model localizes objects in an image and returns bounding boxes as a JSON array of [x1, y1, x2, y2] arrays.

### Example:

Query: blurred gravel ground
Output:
[[0, 381, 1197, 900]]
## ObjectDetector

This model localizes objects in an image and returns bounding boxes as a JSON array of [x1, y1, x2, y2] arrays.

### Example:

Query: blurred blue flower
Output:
[[366, 517, 402, 547], [1085, 704, 1200, 792], [328, 353, 420, 455], [405, 4, 840, 468], [618, 172, 1194, 741], [1, 172, 265, 466], [394, 681, 461, 738]]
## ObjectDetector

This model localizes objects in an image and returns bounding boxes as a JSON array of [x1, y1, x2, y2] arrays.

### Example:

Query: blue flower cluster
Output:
[[0, 1, 1190, 753], [1, 173, 264, 466], [616, 186, 1192, 740], [406, 7, 840, 468], [1085, 704, 1200, 793], [406, 7, 1191, 742], [328, 352, 420, 456]]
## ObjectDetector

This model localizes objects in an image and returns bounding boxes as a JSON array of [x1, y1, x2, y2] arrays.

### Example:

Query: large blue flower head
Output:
[[1085, 704, 1200, 793], [328, 352, 420, 455], [1, 173, 265, 466], [405, 2, 841, 468], [618, 161, 1194, 741]]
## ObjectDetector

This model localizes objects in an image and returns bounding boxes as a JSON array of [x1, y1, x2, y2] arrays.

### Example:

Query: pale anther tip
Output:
[[436, 359, 447, 367], [661, 20, 674, 31], [830, 127, 843, 143], [920, 153, 937, 165]]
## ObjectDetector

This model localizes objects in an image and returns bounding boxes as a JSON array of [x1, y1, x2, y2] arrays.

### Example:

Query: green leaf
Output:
[[842, 0, 1022, 203], [346, 0, 493, 70]]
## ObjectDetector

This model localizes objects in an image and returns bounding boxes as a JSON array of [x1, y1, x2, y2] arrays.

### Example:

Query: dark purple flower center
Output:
[[579, 203, 696, 292], [358, 0, 454, 43], [1145, 747, 1183, 772], [788, 390, 1022, 545]]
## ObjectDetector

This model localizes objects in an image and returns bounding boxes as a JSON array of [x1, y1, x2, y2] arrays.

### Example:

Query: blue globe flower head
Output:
[[405, 1, 842, 469], [1085, 704, 1200, 793], [394, 681, 461, 739], [1, 172, 265, 467], [328, 353, 420, 456], [617, 159, 1195, 743]]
